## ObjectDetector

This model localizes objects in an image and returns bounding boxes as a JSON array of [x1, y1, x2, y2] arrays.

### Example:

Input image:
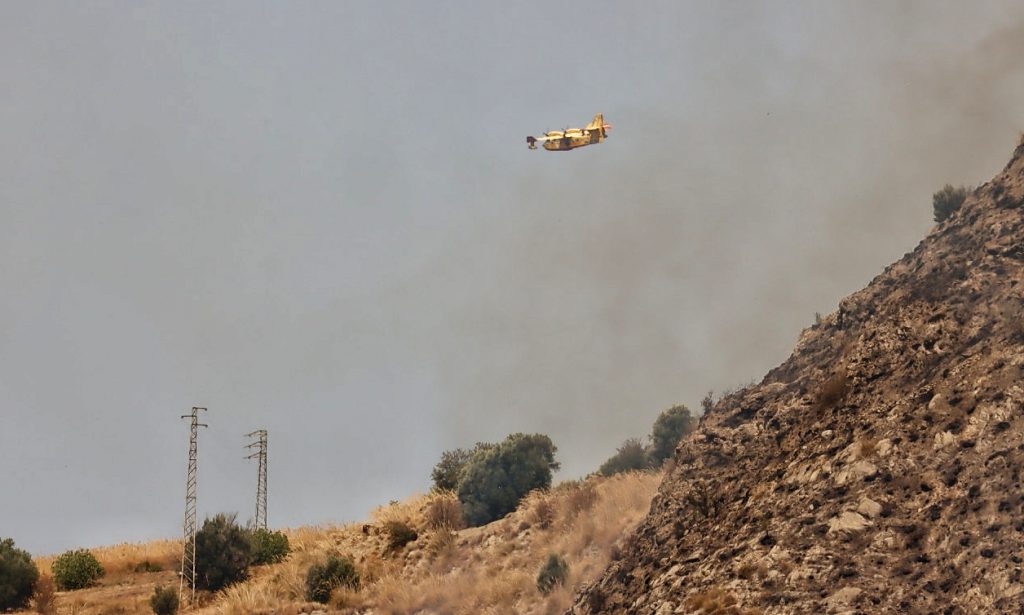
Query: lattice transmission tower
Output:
[[245, 429, 268, 531], [179, 407, 207, 606]]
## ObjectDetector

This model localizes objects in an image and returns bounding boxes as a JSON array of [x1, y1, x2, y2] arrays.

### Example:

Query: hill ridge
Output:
[[570, 139, 1024, 614]]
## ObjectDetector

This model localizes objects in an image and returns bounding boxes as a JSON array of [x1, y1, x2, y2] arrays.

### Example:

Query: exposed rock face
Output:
[[571, 142, 1024, 615]]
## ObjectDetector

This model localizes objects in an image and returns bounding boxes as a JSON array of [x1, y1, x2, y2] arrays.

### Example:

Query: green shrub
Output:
[[647, 405, 695, 467], [598, 438, 651, 476], [250, 529, 290, 565], [933, 184, 968, 223], [194, 513, 253, 591], [52, 549, 104, 591], [536, 553, 569, 595], [306, 555, 359, 603], [383, 521, 418, 553], [0, 537, 39, 610], [458, 433, 560, 527], [149, 585, 179, 615]]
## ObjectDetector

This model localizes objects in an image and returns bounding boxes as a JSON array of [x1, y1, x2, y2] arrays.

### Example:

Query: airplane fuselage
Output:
[[540, 128, 604, 151], [527, 114, 611, 151]]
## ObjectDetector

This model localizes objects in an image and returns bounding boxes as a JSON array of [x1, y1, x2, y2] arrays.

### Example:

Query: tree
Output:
[[648, 405, 695, 466], [598, 438, 651, 476], [194, 513, 253, 591], [0, 538, 38, 611], [458, 433, 560, 527], [430, 448, 475, 492], [933, 184, 968, 223], [52, 549, 104, 591], [430, 442, 494, 491]]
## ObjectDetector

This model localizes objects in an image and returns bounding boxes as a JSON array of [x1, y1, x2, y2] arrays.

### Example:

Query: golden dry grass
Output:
[[34, 538, 182, 580], [198, 470, 661, 615], [21, 471, 660, 614], [854, 435, 878, 459], [23, 539, 183, 615], [815, 367, 849, 410], [684, 586, 764, 615]]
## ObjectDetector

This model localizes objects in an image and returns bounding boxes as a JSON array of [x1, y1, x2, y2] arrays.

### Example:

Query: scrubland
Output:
[[25, 470, 660, 614]]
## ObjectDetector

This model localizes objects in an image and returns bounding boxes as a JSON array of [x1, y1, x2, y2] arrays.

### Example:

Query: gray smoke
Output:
[[1, 2, 1023, 554]]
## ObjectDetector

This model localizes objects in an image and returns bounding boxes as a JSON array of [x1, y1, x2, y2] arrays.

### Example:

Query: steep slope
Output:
[[571, 140, 1024, 615]]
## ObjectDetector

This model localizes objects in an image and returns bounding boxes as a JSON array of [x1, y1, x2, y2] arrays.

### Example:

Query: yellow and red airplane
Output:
[[527, 114, 612, 151]]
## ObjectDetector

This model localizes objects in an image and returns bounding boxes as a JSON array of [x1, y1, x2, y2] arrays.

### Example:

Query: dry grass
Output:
[[23, 471, 661, 615], [423, 490, 465, 530], [23, 540, 182, 615], [31, 575, 56, 615], [854, 435, 878, 459], [200, 470, 661, 615], [815, 368, 849, 410], [34, 538, 181, 580], [684, 586, 764, 615]]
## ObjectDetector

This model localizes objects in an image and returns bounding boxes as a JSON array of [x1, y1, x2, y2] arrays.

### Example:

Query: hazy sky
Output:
[[3, 2, 1023, 555]]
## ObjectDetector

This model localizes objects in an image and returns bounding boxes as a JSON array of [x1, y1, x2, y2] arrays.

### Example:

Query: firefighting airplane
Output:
[[527, 114, 612, 151]]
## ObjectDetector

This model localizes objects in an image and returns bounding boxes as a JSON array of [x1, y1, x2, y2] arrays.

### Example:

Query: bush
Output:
[[132, 560, 163, 573], [701, 390, 715, 414], [685, 479, 720, 519], [536, 553, 569, 595], [250, 529, 290, 565], [52, 549, 104, 591], [561, 480, 599, 517], [458, 433, 560, 527], [648, 405, 695, 467], [529, 497, 556, 530], [598, 438, 651, 476], [194, 513, 253, 591], [0, 538, 39, 611], [149, 585, 179, 615], [815, 369, 849, 411], [933, 184, 968, 223], [383, 521, 418, 553], [306, 555, 359, 604], [32, 575, 56, 615], [423, 492, 465, 530]]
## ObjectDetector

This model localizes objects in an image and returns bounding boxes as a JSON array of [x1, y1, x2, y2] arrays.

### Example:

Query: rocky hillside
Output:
[[571, 139, 1024, 615]]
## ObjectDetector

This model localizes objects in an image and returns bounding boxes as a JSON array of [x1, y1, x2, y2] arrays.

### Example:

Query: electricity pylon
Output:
[[245, 429, 268, 531], [179, 407, 207, 606]]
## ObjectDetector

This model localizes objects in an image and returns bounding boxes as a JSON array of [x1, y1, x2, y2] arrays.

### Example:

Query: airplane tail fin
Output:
[[587, 113, 609, 137]]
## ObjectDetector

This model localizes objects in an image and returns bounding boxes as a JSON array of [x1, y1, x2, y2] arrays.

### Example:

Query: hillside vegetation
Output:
[[20, 471, 659, 614]]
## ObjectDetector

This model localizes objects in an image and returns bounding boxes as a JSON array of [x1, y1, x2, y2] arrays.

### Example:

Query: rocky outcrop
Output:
[[571, 140, 1024, 615]]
